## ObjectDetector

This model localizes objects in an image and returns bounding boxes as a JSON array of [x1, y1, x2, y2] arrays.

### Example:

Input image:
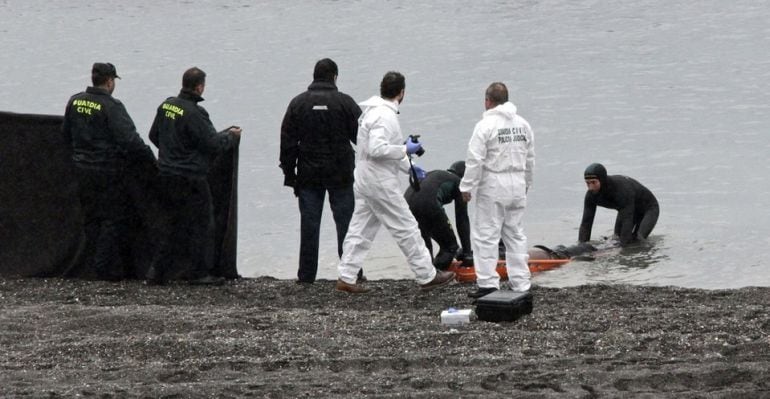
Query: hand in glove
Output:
[[457, 248, 474, 266], [412, 165, 427, 181], [405, 139, 423, 155], [460, 254, 474, 266]]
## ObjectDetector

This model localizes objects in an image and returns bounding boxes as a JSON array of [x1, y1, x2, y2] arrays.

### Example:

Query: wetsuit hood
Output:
[[448, 161, 465, 178], [584, 163, 608, 185]]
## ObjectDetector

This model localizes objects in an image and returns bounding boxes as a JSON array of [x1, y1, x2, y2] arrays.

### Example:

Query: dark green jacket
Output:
[[149, 89, 234, 178], [62, 86, 154, 171]]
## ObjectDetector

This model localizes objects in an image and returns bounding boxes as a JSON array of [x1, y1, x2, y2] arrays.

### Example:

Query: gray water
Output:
[[2, 1, 768, 289]]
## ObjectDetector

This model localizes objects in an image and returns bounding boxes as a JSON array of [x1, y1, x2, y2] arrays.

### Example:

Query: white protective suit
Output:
[[337, 96, 437, 285], [459, 101, 535, 291]]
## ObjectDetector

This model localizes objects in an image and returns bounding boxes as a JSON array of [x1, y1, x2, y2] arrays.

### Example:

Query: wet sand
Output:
[[1, 277, 768, 398]]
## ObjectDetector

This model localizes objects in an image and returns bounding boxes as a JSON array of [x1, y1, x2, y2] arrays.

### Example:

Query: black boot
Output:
[[468, 287, 498, 299]]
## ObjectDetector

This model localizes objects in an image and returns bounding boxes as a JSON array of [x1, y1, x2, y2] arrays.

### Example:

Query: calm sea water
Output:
[[2, 1, 768, 288]]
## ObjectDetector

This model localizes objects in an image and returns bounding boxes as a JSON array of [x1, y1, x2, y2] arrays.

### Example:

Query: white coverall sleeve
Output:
[[459, 121, 488, 193], [524, 120, 535, 190], [367, 116, 411, 174]]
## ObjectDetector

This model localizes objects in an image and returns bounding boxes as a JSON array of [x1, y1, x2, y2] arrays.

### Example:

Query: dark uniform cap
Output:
[[92, 62, 120, 79]]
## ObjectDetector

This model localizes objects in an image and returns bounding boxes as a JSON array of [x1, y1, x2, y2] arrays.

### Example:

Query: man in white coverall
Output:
[[336, 71, 456, 293], [460, 82, 535, 298]]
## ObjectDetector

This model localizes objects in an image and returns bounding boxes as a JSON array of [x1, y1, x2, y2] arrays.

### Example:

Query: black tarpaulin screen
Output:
[[0, 111, 239, 279]]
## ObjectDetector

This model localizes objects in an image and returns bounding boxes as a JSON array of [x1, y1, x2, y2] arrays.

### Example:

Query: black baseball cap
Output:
[[92, 62, 120, 79]]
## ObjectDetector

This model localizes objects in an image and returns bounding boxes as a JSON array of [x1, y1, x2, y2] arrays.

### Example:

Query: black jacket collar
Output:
[[307, 79, 337, 91], [179, 88, 204, 103], [85, 86, 111, 96]]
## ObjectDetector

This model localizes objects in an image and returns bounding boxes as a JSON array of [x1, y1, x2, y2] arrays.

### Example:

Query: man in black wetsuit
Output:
[[404, 161, 472, 270], [579, 163, 659, 246]]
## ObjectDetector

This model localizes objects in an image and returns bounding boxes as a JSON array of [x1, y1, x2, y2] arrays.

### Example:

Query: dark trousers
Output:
[[151, 174, 215, 280], [75, 167, 130, 280], [297, 186, 355, 282], [415, 208, 459, 270]]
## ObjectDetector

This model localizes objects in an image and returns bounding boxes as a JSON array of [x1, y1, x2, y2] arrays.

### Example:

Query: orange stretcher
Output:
[[448, 258, 571, 283]]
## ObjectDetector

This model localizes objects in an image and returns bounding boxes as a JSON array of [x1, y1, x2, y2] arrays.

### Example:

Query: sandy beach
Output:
[[1, 277, 768, 398]]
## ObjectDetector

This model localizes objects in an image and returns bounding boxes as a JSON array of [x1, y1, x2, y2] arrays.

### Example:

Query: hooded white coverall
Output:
[[459, 101, 535, 291], [337, 96, 437, 285]]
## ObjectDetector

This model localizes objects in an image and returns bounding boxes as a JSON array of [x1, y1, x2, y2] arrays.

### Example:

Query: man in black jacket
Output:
[[280, 58, 362, 284], [147, 67, 241, 285], [579, 163, 659, 246], [405, 161, 472, 270], [62, 62, 156, 280]]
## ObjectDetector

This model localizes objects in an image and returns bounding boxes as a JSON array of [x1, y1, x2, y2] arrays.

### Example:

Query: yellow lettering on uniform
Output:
[[72, 99, 102, 113], [161, 103, 184, 116]]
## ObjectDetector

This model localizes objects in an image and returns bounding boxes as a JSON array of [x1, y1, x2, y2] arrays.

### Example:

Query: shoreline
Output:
[[1, 277, 768, 397]]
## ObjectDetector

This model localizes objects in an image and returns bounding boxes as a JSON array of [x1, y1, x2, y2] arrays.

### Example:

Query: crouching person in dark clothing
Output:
[[405, 161, 472, 270], [579, 163, 659, 246], [147, 67, 242, 285]]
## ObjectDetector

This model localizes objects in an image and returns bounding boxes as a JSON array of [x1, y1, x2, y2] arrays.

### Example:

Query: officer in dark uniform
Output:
[[147, 67, 241, 285], [404, 161, 472, 270], [579, 163, 660, 246], [280, 58, 363, 284], [62, 62, 156, 281]]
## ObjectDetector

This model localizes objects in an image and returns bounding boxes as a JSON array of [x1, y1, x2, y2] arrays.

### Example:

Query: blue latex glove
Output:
[[412, 165, 427, 181], [405, 139, 423, 155]]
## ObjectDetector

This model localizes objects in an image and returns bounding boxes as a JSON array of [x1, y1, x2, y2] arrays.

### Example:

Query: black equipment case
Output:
[[475, 290, 533, 322]]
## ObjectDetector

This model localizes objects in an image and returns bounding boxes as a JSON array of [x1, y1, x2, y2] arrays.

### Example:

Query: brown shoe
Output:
[[420, 270, 456, 291], [335, 279, 371, 294]]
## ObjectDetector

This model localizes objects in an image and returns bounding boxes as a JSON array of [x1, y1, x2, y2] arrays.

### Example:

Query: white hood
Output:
[[358, 95, 399, 127], [483, 101, 518, 120], [359, 95, 386, 109], [358, 95, 397, 121]]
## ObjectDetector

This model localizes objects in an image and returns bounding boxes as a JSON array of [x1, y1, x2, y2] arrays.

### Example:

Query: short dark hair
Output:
[[182, 67, 206, 90], [313, 58, 338, 82], [485, 82, 508, 105], [380, 71, 405, 99]]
